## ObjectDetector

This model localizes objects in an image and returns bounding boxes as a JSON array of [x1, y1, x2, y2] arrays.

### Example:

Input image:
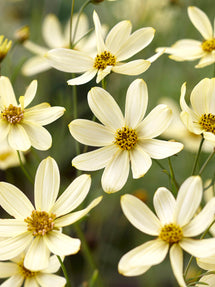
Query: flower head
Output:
[[0, 252, 66, 287], [0, 157, 102, 271], [69, 79, 183, 193], [46, 11, 162, 85], [0, 35, 12, 62], [118, 176, 215, 287], [0, 76, 65, 151], [157, 6, 215, 68], [180, 78, 215, 146], [196, 255, 215, 286]]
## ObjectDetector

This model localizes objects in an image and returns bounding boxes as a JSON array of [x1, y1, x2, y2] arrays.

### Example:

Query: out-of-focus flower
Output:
[[203, 179, 215, 237], [69, 79, 183, 193], [0, 253, 66, 287], [22, 13, 106, 76], [118, 176, 215, 287], [0, 157, 102, 271], [159, 97, 214, 153], [47, 11, 162, 85], [92, 0, 116, 3], [196, 255, 215, 286], [180, 78, 215, 146], [0, 76, 65, 151], [157, 6, 215, 68], [0, 35, 12, 62], [14, 25, 30, 44]]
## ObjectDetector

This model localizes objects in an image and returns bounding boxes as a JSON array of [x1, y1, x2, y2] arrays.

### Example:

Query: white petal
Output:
[[0, 274, 23, 287], [197, 256, 215, 271], [23, 40, 48, 55], [195, 274, 215, 287], [203, 131, 215, 144], [180, 237, 215, 258], [174, 176, 202, 226], [34, 157, 60, 212], [130, 145, 152, 178], [125, 79, 148, 128], [153, 188, 176, 225], [69, 119, 114, 146], [102, 150, 129, 193], [24, 236, 50, 271], [8, 125, 31, 151], [112, 59, 151, 75], [188, 6, 213, 39], [96, 65, 112, 83], [44, 231, 81, 256], [169, 244, 186, 287], [67, 69, 97, 86], [0, 121, 10, 141], [25, 278, 39, 287], [23, 80, 37, 108], [22, 56, 51, 76], [121, 194, 161, 235], [195, 52, 215, 68], [147, 49, 165, 63], [88, 87, 124, 129], [51, 174, 91, 217], [0, 262, 18, 277], [36, 273, 66, 287], [41, 255, 61, 273], [0, 182, 34, 219], [0, 219, 27, 237], [0, 77, 17, 107], [93, 10, 105, 54], [118, 239, 168, 276]]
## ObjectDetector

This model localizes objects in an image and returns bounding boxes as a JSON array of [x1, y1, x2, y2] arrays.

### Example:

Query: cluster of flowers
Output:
[[0, 2, 215, 286]]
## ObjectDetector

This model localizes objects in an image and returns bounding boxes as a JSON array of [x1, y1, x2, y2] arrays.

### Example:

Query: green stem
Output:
[[199, 149, 215, 176], [101, 78, 106, 89], [168, 157, 179, 193], [17, 151, 34, 184], [191, 136, 204, 175], [69, 0, 75, 47], [57, 255, 73, 287]]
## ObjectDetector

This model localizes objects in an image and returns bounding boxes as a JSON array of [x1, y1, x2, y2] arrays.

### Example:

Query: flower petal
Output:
[[112, 59, 151, 75], [34, 157, 60, 212], [51, 174, 91, 217], [125, 79, 148, 128], [195, 274, 215, 287], [130, 145, 152, 178], [69, 119, 114, 146], [36, 273, 66, 287], [22, 56, 51, 76], [23, 80, 37, 108], [118, 239, 168, 276], [8, 124, 31, 151], [44, 231, 81, 256], [0, 274, 23, 287], [0, 219, 27, 237], [153, 187, 176, 225], [197, 256, 215, 271], [41, 255, 61, 273], [180, 237, 215, 258], [0, 262, 18, 277], [0, 121, 10, 141], [0, 182, 34, 219], [121, 194, 161, 235], [0, 76, 17, 107], [88, 87, 124, 129], [96, 65, 112, 83], [93, 10, 105, 54], [67, 69, 97, 86], [25, 277, 39, 287], [195, 52, 215, 68], [169, 244, 186, 287]]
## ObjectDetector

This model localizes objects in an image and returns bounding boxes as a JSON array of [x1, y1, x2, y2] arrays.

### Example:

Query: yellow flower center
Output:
[[0, 35, 12, 62], [94, 51, 116, 70], [0, 151, 12, 161], [159, 223, 183, 244], [1, 104, 24, 124], [199, 113, 215, 134], [18, 261, 37, 278], [24, 210, 56, 236], [114, 126, 138, 150], [202, 39, 215, 52]]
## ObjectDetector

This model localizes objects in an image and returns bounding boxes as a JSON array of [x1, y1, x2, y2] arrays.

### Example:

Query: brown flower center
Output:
[[159, 223, 183, 244], [202, 39, 215, 52], [18, 261, 37, 278], [1, 104, 24, 124], [94, 51, 116, 70], [114, 127, 138, 150], [199, 113, 215, 134]]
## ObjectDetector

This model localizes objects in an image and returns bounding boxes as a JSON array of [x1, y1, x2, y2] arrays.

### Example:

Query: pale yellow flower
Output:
[[0, 76, 65, 151], [0, 35, 12, 62], [0, 157, 102, 271], [196, 255, 215, 286]]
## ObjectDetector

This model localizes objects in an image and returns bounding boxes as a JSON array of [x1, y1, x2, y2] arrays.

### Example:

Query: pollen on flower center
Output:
[[202, 39, 215, 52], [24, 210, 56, 236], [159, 223, 183, 244], [114, 126, 138, 150], [94, 51, 116, 70], [1, 104, 24, 124], [199, 113, 215, 134], [18, 261, 37, 278]]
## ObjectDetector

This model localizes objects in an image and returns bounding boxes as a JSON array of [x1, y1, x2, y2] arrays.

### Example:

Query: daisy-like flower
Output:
[[196, 255, 215, 286], [69, 79, 183, 193], [0, 253, 66, 287], [22, 13, 103, 76], [0, 76, 65, 151], [46, 11, 162, 85], [180, 78, 215, 146], [156, 6, 215, 68], [0, 157, 102, 271], [118, 176, 215, 287]]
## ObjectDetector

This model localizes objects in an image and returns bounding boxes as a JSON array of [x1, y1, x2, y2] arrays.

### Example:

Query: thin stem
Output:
[[101, 78, 106, 90], [69, 0, 75, 47], [57, 255, 73, 287], [199, 149, 215, 175], [168, 157, 179, 193], [191, 136, 204, 175], [17, 151, 34, 184]]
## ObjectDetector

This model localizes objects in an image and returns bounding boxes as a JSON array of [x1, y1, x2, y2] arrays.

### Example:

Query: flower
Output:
[[156, 6, 215, 68], [196, 255, 215, 286], [0, 252, 66, 287], [0, 76, 65, 151], [0, 157, 102, 271], [14, 25, 30, 44], [118, 176, 215, 287], [0, 35, 12, 62], [69, 79, 183, 193], [46, 11, 162, 85], [180, 78, 215, 146], [22, 13, 104, 76]]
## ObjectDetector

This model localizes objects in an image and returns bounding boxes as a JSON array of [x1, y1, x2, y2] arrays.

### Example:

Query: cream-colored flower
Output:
[[0, 157, 102, 271], [22, 13, 103, 76], [196, 255, 215, 286], [69, 79, 183, 193], [159, 97, 214, 153], [0, 253, 66, 287], [0, 76, 65, 151], [180, 78, 215, 146], [46, 10, 162, 85], [203, 179, 215, 237], [118, 176, 215, 287], [157, 6, 215, 68]]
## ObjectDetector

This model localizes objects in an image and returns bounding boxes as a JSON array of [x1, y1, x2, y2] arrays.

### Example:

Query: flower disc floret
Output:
[[24, 210, 56, 236], [202, 39, 215, 52], [94, 51, 116, 70], [1, 104, 24, 124], [199, 113, 215, 134], [18, 261, 37, 278], [159, 223, 183, 244], [114, 126, 138, 150]]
